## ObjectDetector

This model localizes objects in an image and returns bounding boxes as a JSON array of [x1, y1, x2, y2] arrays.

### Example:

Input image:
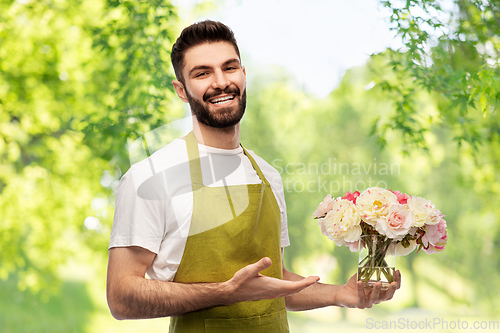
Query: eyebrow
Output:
[[188, 58, 241, 77]]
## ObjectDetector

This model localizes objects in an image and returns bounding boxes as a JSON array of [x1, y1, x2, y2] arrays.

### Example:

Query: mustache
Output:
[[203, 86, 241, 102]]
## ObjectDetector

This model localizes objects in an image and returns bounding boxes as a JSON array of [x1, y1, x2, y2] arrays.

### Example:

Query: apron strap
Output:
[[186, 131, 204, 190], [241, 146, 270, 187]]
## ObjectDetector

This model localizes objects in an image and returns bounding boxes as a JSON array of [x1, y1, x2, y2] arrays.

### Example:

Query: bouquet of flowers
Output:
[[313, 187, 447, 288]]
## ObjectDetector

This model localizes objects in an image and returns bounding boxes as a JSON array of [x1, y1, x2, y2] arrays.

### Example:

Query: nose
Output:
[[211, 69, 230, 90]]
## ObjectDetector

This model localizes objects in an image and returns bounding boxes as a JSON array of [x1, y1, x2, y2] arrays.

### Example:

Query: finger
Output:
[[368, 281, 382, 307], [278, 275, 320, 296], [395, 270, 401, 289], [294, 275, 320, 289], [382, 282, 397, 301], [233, 257, 272, 283], [356, 280, 367, 309], [256, 257, 272, 270], [249, 257, 273, 275], [281, 275, 320, 291]]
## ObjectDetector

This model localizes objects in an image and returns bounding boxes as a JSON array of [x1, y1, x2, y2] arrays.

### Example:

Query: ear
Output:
[[172, 80, 189, 103]]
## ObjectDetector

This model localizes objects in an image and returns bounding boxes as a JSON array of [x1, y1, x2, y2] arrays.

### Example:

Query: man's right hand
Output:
[[223, 257, 320, 303]]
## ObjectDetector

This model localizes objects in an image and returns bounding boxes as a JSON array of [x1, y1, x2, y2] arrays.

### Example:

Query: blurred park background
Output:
[[1, 0, 499, 332]]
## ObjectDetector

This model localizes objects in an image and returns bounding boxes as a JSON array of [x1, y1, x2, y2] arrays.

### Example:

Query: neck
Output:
[[191, 119, 240, 149]]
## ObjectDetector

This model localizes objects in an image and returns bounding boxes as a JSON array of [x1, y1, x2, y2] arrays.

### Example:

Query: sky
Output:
[[172, 0, 400, 97]]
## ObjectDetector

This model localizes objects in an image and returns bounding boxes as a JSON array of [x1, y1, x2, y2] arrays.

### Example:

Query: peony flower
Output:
[[345, 240, 359, 252], [429, 208, 445, 225], [342, 191, 360, 204], [318, 199, 361, 246], [394, 239, 417, 256], [312, 194, 335, 218], [421, 217, 447, 254], [423, 233, 447, 254], [391, 190, 410, 205], [375, 203, 415, 241], [356, 187, 398, 226], [407, 196, 439, 227]]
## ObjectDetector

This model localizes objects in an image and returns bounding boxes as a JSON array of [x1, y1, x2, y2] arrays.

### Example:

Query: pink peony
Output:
[[346, 241, 359, 252], [375, 203, 415, 241], [312, 194, 335, 218], [342, 191, 360, 204], [423, 234, 447, 254], [391, 190, 410, 205], [422, 218, 448, 254]]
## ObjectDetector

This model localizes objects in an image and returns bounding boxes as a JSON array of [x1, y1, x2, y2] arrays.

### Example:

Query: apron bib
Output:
[[169, 131, 289, 333]]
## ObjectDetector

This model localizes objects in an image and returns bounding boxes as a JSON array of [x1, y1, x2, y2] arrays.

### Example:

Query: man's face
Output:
[[173, 42, 247, 128]]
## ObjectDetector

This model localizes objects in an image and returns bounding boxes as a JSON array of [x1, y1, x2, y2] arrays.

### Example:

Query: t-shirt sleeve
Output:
[[109, 164, 166, 254]]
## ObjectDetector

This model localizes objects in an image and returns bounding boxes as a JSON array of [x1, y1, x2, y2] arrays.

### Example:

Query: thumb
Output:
[[232, 257, 273, 283], [248, 257, 272, 276]]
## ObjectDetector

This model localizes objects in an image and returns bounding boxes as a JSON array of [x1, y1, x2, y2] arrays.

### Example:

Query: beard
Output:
[[185, 85, 246, 129]]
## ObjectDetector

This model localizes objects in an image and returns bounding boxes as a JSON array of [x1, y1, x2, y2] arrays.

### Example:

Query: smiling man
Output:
[[106, 20, 401, 333]]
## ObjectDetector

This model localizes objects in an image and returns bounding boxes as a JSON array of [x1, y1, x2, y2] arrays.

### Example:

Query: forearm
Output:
[[107, 275, 231, 320], [108, 247, 321, 320], [283, 269, 341, 311]]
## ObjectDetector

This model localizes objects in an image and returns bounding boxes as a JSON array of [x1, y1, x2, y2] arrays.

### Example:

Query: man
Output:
[[107, 20, 400, 332]]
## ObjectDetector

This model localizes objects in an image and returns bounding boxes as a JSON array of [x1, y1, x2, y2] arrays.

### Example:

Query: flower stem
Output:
[[358, 235, 395, 285]]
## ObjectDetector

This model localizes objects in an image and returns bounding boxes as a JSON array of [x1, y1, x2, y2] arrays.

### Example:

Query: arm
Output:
[[282, 250, 401, 311], [106, 246, 320, 320]]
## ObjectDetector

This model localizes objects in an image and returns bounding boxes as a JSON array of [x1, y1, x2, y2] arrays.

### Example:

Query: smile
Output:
[[209, 95, 235, 105]]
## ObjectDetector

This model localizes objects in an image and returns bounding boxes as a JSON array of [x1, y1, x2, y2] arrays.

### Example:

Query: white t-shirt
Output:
[[109, 138, 290, 281]]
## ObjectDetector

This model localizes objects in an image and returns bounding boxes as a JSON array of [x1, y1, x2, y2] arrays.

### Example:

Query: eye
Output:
[[195, 72, 207, 78]]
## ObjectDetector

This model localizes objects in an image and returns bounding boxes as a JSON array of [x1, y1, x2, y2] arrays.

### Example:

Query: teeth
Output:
[[211, 95, 235, 104]]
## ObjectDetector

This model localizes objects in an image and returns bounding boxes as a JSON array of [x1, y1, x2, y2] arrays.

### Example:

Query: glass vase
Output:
[[357, 234, 396, 291]]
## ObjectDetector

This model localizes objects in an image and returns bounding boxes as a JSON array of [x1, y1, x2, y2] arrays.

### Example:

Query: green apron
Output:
[[169, 131, 289, 333]]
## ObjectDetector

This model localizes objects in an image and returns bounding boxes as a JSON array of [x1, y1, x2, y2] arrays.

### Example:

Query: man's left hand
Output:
[[334, 270, 401, 309]]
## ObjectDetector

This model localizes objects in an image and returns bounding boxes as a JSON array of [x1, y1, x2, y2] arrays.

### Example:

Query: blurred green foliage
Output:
[[0, 0, 182, 294], [374, 0, 500, 152]]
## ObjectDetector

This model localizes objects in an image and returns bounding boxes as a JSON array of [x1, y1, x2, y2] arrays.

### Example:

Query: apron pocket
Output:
[[204, 309, 289, 333]]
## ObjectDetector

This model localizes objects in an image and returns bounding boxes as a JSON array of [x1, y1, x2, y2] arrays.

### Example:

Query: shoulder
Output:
[[119, 139, 189, 198], [125, 139, 187, 178]]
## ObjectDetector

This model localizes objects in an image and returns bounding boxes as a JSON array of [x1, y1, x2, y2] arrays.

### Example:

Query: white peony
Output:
[[407, 196, 439, 227], [395, 240, 417, 256], [318, 199, 362, 246], [356, 187, 398, 226]]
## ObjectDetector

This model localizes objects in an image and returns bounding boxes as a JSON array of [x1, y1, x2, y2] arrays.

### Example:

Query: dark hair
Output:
[[171, 20, 241, 83]]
